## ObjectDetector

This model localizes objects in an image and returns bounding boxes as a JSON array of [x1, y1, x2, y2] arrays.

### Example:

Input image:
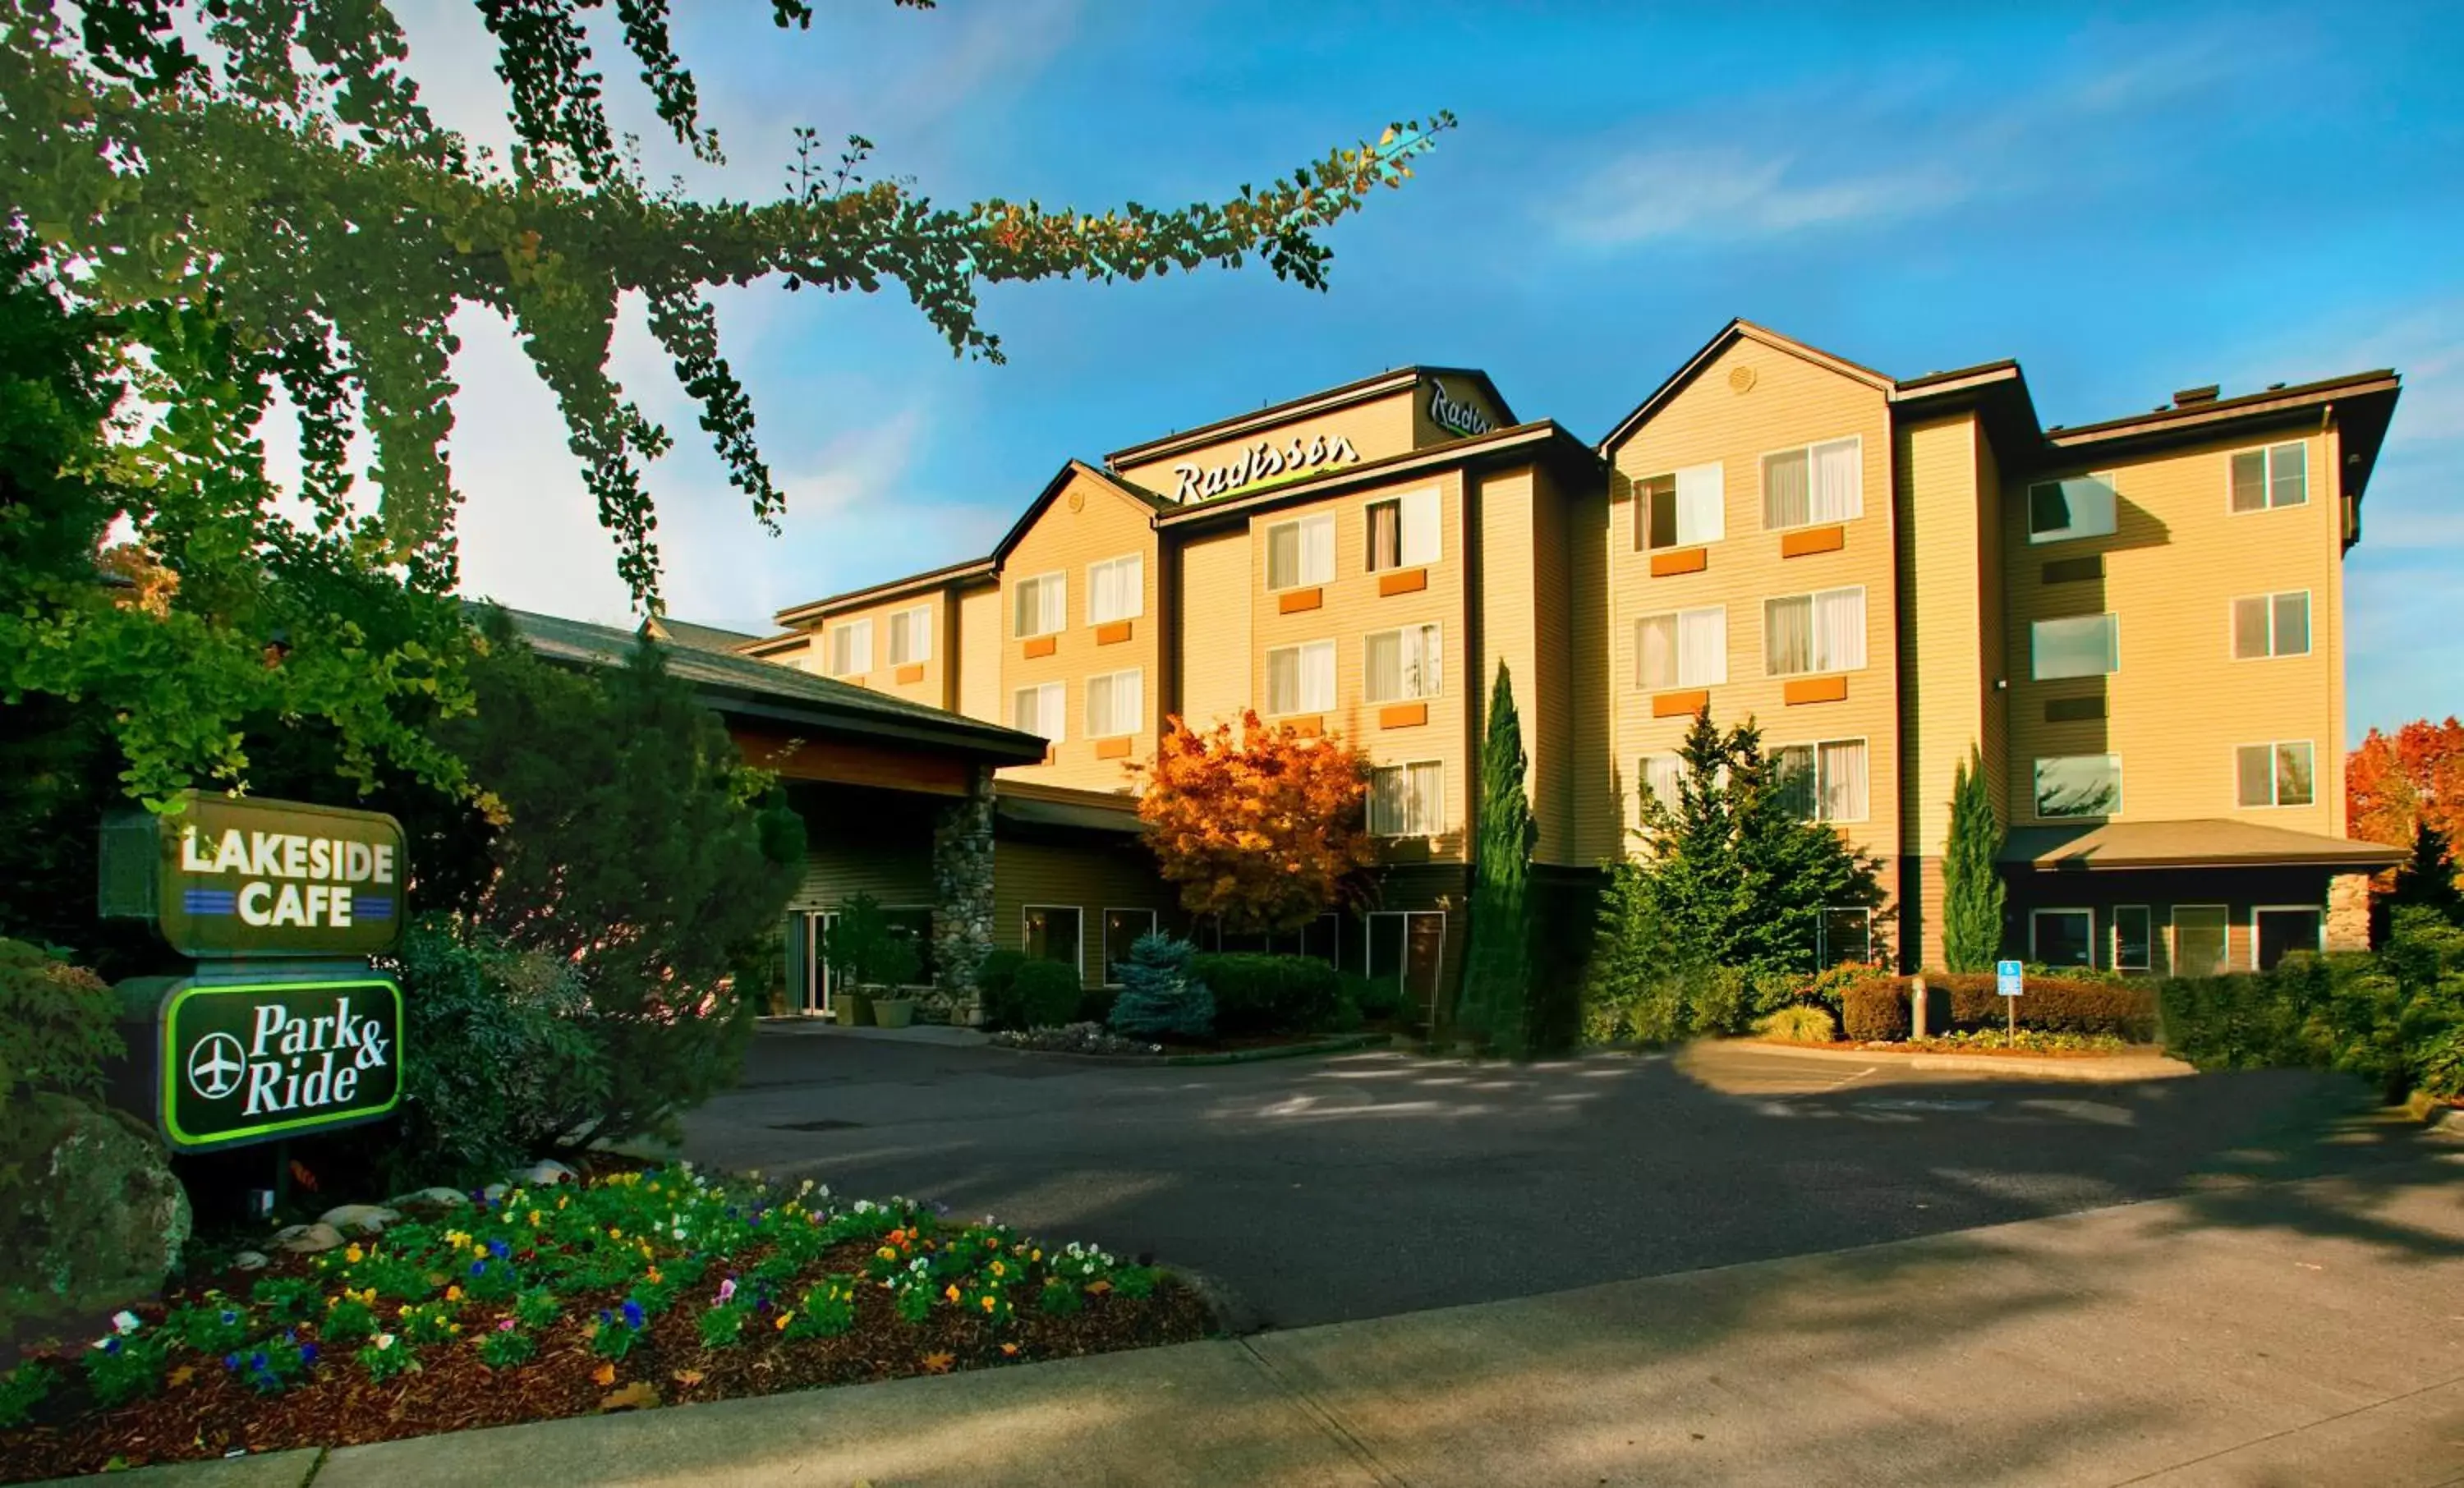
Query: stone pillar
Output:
[[2326, 872, 2373, 953], [931, 765, 997, 992]]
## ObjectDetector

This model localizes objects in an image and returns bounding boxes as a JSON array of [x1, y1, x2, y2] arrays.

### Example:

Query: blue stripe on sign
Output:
[[183, 891, 237, 915], [355, 897, 393, 920]]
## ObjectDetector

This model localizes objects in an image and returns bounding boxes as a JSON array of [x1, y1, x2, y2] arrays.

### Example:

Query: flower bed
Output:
[[0, 1164, 1210, 1482]]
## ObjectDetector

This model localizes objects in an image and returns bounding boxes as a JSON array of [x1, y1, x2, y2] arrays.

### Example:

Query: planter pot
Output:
[[957, 1005, 985, 1028], [834, 989, 873, 1027], [872, 998, 917, 1030]]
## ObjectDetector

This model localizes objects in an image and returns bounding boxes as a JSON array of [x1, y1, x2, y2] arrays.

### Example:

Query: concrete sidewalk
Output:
[[49, 1151, 2464, 1487]]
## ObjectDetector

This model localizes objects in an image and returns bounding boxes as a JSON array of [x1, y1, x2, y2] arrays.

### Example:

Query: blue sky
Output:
[[406, 2, 2463, 742]]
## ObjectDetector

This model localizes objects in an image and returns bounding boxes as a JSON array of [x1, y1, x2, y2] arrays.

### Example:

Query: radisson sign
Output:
[[1170, 432, 1362, 503]]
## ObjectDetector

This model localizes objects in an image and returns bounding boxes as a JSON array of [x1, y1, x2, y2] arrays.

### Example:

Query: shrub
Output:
[[1076, 984, 1121, 1026], [1189, 953, 1340, 1036], [972, 949, 1025, 1022], [1754, 1006, 1837, 1044], [1842, 980, 1910, 1041], [823, 893, 922, 990], [0, 939, 122, 1107], [1108, 934, 1216, 1040], [997, 960, 1083, 1031], [1682, 964, 1751, 1036], [1341, 971, 1402, 1021], [1935, 973, 2157, 1040]]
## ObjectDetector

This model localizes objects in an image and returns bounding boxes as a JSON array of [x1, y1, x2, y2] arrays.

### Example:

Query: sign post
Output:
[[1996, 958, 2024, 1038]]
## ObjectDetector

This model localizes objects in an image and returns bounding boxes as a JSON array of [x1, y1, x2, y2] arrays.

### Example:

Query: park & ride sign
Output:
[[157, 973, 403, 1152]]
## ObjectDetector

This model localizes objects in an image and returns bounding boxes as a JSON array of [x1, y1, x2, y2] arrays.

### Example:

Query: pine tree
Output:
[[1941, 744, 2007, 971], [1634, 710, 1752, 969], [1458, 663, 1538, 1052], [1730, 719, 1890, 971], [2389, 820, 2464, 925]]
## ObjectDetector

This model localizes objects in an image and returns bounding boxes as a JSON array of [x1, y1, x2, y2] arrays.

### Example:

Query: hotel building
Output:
[[738, 321, 2404, 1017]]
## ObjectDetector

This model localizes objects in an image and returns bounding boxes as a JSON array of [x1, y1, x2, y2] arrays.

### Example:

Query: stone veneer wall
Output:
[[931, 765, 996, 994], [2327, 871, 2373, 953]]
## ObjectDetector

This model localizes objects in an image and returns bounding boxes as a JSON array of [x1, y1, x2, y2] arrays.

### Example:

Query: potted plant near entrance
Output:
[[868, 940, 924, 1029], [822, 894, 924, 1029]]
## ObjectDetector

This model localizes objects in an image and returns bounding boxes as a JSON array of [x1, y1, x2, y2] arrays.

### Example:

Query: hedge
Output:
[[1188, 953, 1340, 1036], [1841, 979, 1909, 1041], [1933, 973, 2158, 1040], [986, 958, 1083, 1031]]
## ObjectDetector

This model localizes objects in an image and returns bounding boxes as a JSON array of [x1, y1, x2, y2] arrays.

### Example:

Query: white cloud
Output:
[[1554, 148, 1964, 246]]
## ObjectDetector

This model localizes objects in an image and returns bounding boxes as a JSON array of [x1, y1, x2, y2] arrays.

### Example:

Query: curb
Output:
[[989, 1032, 1392, 1068], [1717, 1037, 2196, 1082]]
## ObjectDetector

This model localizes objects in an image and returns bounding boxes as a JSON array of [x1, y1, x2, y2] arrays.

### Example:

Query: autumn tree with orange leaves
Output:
[[1135, 713, 1380, 935], [2347, 717, 2464, 888]]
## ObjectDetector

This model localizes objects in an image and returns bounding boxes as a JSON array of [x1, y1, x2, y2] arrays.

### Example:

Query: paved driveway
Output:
[[683, 1031, 2437, 1330]]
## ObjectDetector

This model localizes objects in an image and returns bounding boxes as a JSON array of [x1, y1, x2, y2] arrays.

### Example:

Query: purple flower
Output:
[[103, 1339, 121, 1355], [300, 1343, 318, 1364], [223, 1353, 238, 1369], [620, 1300, 644, 1330], [470, 1259, 488, 1276], [498, 1318, 516, 1332], [249, 1351, 268, 1371], [489, 1239, 511, 1259]]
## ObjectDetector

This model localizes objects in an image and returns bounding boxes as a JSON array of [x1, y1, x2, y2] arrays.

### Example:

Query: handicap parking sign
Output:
[[1996, 959, 2024, 997]]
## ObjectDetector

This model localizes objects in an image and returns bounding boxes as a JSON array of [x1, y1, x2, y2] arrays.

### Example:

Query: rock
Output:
[[318, 1204, 401, 1235], [512, 1160, 576, 1187], [272, 1222, 344, 1254], [2, 1094, 192, 1327], [232, 1250, 270, 1272], [387, 1187, 471, 1210], [481, 1183, 508, 1201]]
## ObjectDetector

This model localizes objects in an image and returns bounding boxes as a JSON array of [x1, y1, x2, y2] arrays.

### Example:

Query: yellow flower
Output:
[[991, 1261, 1005, 1278], [528, 1211, 542, 1227], [557, 1196, 569, 1210], [448, 1322, 462, 1334], [646, 1267, 663, 1284], [876, 1247, 896, 1262], [775, 1312, 793, 1331], [944, 1284, 959, 1302], [446, 1286, 463, 1302], [980, 1296, 995, 1313], [1031, 1249, 1041, 1262], [609, 1229, 623, 1242]]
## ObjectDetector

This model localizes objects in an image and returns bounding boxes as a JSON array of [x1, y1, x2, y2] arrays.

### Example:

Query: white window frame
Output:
[[1086, 553, 1145, 626], [1634, 463, 1726, 550], [1013, 572, 1066, 639], [1636, 606, 1728, 690], [1085, 668, 1144, 739], [1265, 640, 1336, 716], [1266, 513, 1335, 590], [1012, 681, 1066, 744], [1369, 760, 1445, 837], [2231, 590, 2312, 661], [1367, 908, 1446, 985], [2026, 472, 2120, 544], [1100, 907, 1159, 986], [2172, 903, 2232, 976], [2112, 904, 2153, 973], [1365, 622, 1444, 703], [1763, 586, 1866, 677], [1020, 905, 1084, 983], [2030, 907, 2098, 969], [2251, 905, 2325, 969], [1772, 737, 1870, 824], [2235, 739, 2317, 809], [2229, 440, 2309, 514], [1639, 754, 1686, 811], [1759, 434, 1864, 531], [1364, 488, 1442, 571], [886, 604, 932, 666], [826, 618, 873, 678], [2030, 613, 2121, 681], [2033, 754, 2123, 820]]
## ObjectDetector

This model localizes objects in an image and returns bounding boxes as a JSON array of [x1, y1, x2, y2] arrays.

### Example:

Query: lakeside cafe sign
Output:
[[101, 792, 408, 1151]]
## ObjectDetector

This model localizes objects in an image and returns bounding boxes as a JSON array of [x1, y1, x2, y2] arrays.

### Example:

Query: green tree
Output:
[[1458, 663, 1538, 1051], [1730, 723, 1891, 972], [1940, 744, 2007, 971], [2389, 820, 2464, 926], [1632, 710, 1754, 969]]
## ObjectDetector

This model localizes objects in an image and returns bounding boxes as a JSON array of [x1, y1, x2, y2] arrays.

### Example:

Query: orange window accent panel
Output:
[[1651, 689, 1710, 719], [1648, 548, 1708, 577], [1022, 636, 1057, 659], [894, 663, 926, 685], [1094, 737, 1133, 760], [1286, 715, 1324, 737], [1377, 568, 1428, 596], [1779, 525, 1846, 558], [1095, 620, 1133, 645], [1378, 702, 1429, 729], [1277, 587, 1324, 614], [1783, 676, 1849, 705]]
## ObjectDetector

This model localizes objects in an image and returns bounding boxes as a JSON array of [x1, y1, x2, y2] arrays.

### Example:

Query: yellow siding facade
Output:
[[956, 582, 1002, 723], [1175, 528, 1253, 724], [993, 468, 1162, 795]]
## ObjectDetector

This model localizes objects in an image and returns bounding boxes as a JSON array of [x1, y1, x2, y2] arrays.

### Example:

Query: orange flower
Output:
[[592, 1362, 616, 1387]]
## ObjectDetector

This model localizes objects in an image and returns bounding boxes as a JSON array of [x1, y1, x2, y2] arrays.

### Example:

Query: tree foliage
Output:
[[1135, 711, 1377, 935], [1458, 662, 1536, 1051], [2390, 821, 2464, 925], [2349, 717, 2464, 890], [1941, 743, 2006, 971], [1107, 932, 1214, 1041]]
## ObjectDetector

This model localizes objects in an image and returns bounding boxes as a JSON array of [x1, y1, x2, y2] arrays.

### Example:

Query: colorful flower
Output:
[[111, 1310, 141, 1335]]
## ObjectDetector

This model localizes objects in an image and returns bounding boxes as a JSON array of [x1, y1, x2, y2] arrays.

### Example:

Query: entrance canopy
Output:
[[2001, 818, 2406, 874]]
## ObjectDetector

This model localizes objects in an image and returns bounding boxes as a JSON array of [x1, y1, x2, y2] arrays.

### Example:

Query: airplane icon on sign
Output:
[[186, 1033, 246, 1100]]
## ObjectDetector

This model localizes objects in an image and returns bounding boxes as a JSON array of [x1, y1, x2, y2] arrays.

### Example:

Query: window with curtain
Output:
[[886, 604, 931, 665], [827, 618, 871, 677], [1634, 464, 1724, 550], [2232, 591, 2310, 659], [1636, 607, 1727, 689], [2026, 474, 2118, 543], [1011, 682, 1065, 742], [2230, 441, 2307, 513], [1763, 438, 1860, 529], [2034, 754, 2122, 818], [1772, 745, 1817, 819], [2031, 613, 2119, 679], [1366, 489, 1439, 570], [2236, 740, 2315, 807], [1266, 641, 1335, 714], [1366, 623, 1442, 702], [1266, 515, 1334, 589], [1369, 761, 1445, 836], [2173, 905, 2230, 976], [1772, 740, 1866, 821], [1086, 668, 1144, 737], [1641, 754, 1686, 810], [1013, 573, 1065, 637], [1087, 554, 1143, 624], [1764, 588, 1864, 676]]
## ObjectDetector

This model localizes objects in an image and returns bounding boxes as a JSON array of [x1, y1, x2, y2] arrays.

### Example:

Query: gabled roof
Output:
[[1105, 365, 1518, 471], [989, 459, 1170, 566], [640, 616, 756, 654], [2002, 818, 2407, 872], [772, 555, 996, 629], [1600, 320, 1892, 452]]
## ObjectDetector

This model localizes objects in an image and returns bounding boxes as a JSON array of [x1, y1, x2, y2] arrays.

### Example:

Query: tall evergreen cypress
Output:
[[1941, 744, 2007, 971], [1459, 662, 1538, 1052], [2389, 820, 2464, 925]]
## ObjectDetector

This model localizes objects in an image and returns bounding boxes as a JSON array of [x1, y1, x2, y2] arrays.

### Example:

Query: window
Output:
[[1761, 437, 1862, 530], [1086, 668, 1144, 737], [2113, 905, 2152, 973], [1637, 607, 1728, 689], [2230, 441, 2307, 512], [1366, 489, 1441, 571], [1101, 908, 1157, 985], [1763, 587, 1866, 676], [1772, 739, 1869, 822], [1022, 906, 1083, 981], [2027, 474, 2119, 544], [1013, 572, 1065, 638], [1366, 623, 1442, 703], [2032, 908, 2095, 969], [2173, 905, 2230, 976], [1640, 754, 1686, 809], [2232, 591, 2310, 659], [1087, 554, 1144, 625], [1368, 910, 1446, 1022], [2031, 613, 2120, 680], [1818, 907, 1873, 967], [2236, 741, 2316, 807], [825, 618, 872, 677], [1636, 464, 1725, 549], [1369, 761, 1445, 836], [2034, 755, 2122, 818], [1266, 641, 1335, 714], [886, 604, 931, 666], [1266, 514, 1335, 589], [2255, 907, 2323, 970], [1011, 682, 1066, 743]]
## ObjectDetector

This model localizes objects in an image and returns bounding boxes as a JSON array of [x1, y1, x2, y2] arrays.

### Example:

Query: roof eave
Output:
[[772, 557, 996, 628]]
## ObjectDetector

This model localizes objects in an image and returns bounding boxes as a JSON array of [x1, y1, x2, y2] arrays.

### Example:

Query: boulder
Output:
[[512, 1160, 575, 1187], [232, 1250, 269, 1272], [318, 1204, 401, 1235], [388, 1186, 472, 1210], [1, 1093, 191, 1329], [272, 1221, 344, 1254]]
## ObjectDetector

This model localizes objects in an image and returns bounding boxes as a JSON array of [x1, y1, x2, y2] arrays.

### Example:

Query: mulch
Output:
[[1, 1236, 1214, 1483]]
